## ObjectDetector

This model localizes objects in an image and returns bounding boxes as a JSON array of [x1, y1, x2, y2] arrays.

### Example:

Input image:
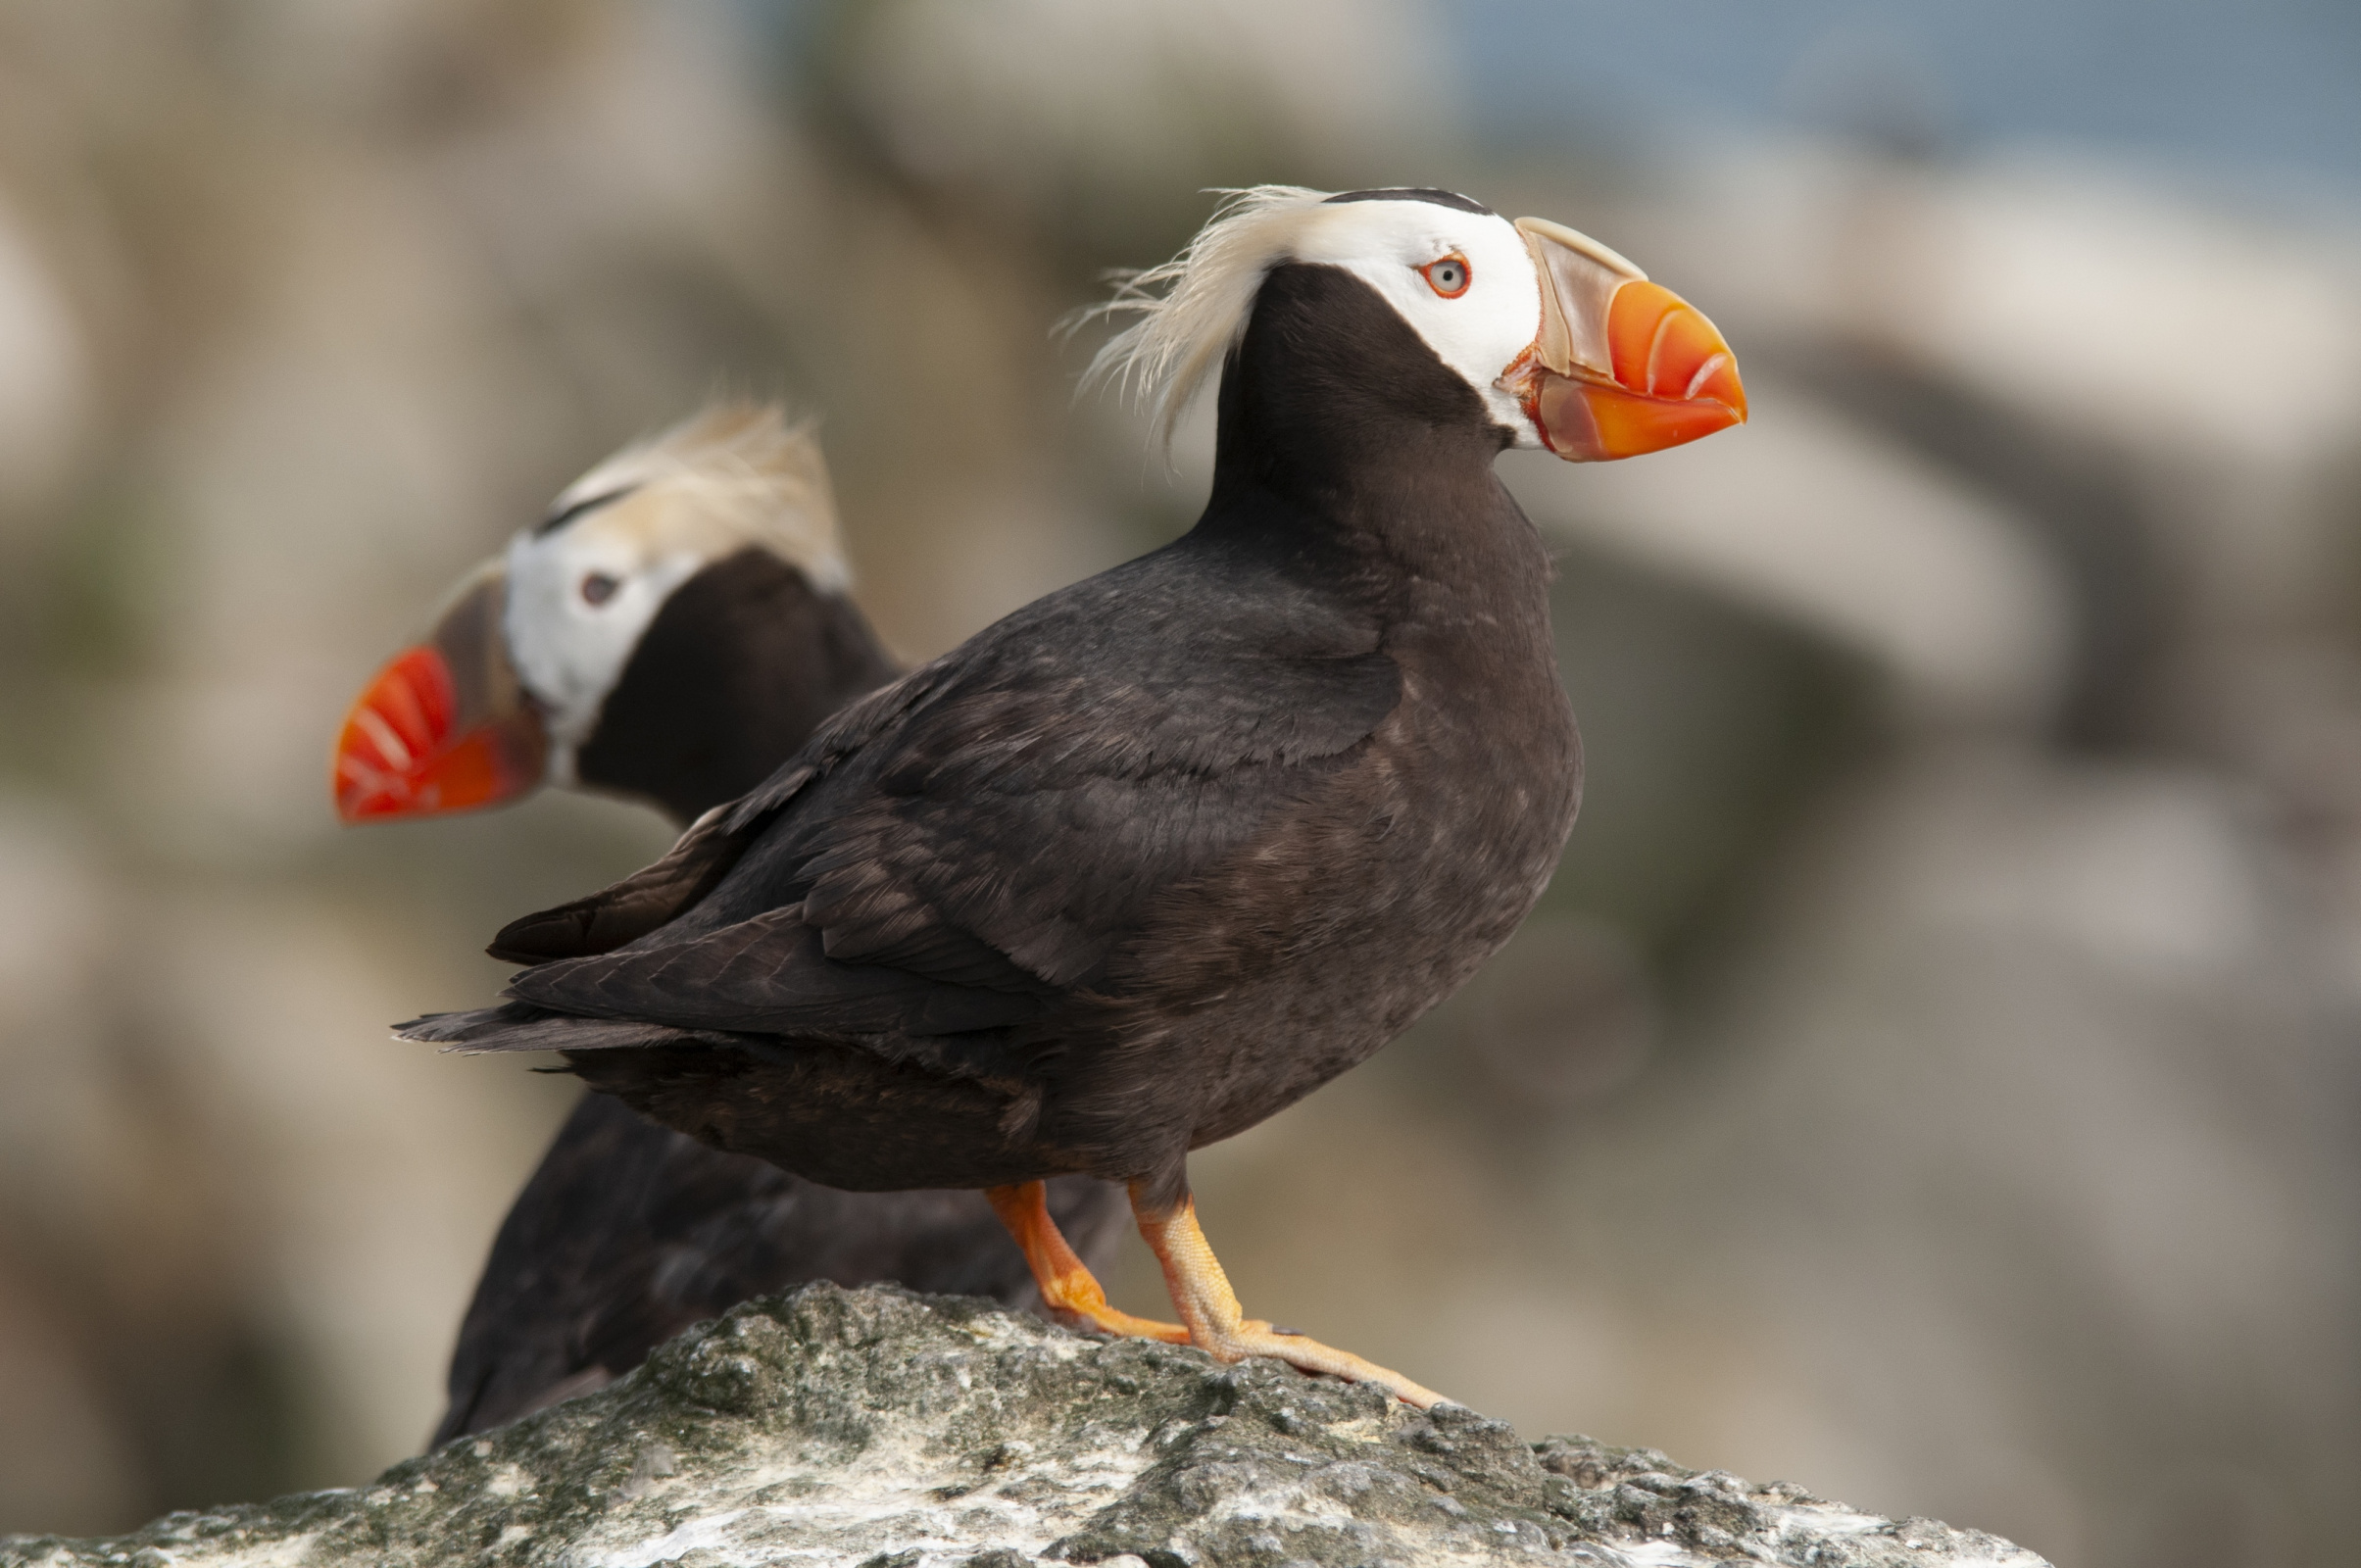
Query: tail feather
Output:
[[395, 1004, 697, 1055]]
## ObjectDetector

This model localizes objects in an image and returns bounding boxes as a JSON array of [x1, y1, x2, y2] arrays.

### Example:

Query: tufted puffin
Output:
[[402, 189, 1746, 1407], [334, 405, 1128, 1442]]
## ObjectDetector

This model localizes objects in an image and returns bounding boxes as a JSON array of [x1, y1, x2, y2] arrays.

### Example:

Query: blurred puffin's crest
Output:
[[545, 402, 850, 592], [506, 402, 851, 760]]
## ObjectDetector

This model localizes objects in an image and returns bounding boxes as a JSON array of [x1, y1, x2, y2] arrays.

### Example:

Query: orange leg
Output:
[[1133, 1186, 1447, 1409], [986, 1182, 1190, 1343]]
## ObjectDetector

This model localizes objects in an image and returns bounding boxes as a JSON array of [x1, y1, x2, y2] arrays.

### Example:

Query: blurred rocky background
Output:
[[0, 3, 2354, 1565]]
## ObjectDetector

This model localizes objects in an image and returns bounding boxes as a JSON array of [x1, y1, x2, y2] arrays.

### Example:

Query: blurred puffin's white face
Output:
[[504, 489, 708, 769], [1289, 197, 1546, 444], [331, 402, 849, 823]]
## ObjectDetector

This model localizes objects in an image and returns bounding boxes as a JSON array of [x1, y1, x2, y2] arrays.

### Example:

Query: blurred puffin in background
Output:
[[336, 403, 891, 828], [403, 188, 1745, 1408], [333, 405, 1128, 1444]]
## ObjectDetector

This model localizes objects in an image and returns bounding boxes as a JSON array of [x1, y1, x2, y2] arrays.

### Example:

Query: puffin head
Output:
[[331, 403, 856, 824], [1088, 185, 1745, 463]]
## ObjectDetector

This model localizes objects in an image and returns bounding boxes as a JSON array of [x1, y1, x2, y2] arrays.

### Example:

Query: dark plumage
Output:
[[405, 189, 1744, 1405], [475, 271, 1576, 1193]]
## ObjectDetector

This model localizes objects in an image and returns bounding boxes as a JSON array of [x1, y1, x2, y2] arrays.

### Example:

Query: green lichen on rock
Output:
[[0, 1285, 2049, 1568]]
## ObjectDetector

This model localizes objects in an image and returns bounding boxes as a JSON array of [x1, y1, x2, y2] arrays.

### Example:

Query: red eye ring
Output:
[[1420, 253, 1472, 298]]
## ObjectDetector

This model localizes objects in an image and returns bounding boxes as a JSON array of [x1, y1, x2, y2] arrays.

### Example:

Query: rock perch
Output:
[[0, 1286, 2050, 1568]]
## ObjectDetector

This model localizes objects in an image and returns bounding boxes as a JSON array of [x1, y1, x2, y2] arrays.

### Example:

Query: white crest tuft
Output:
[[1077, 185, 1338, 448], [554, 401, 850, 591]]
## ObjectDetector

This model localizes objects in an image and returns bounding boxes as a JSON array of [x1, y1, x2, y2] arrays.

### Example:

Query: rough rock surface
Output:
[[1, 1285, 2049, 1567]]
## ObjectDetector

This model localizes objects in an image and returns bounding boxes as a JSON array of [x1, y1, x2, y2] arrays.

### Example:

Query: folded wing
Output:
[[421, 566, 1403, 1064]]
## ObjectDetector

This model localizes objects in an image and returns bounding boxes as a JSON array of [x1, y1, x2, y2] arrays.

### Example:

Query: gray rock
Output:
[[0, 1285, 2049, 1567]]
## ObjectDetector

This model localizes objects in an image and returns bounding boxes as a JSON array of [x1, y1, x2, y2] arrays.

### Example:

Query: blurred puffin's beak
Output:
[[1503, 217, 1746, 461], [332, 564, 548, 823]]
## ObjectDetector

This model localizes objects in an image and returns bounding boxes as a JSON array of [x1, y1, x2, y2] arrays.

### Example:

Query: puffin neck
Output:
[[572, 547, 896, 826], [1205, 263, 1514, 564]]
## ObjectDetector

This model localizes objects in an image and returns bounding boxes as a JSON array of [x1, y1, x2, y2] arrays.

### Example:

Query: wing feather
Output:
[[486, 663, 956, 963]]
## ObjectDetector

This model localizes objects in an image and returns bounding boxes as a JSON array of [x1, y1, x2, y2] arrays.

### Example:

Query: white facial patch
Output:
[[503, 493, 710, 779], [1289, 200, 1546, 446], [494, 402, 853, 784]]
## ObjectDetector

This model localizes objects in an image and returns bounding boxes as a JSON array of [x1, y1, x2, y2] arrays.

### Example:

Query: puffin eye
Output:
[[1420, 254, 1471, 299], [579, 571, 621, 607]]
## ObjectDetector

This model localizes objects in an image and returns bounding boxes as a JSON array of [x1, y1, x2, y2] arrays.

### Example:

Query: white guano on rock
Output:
[[0, 1285, 2051, 1568]]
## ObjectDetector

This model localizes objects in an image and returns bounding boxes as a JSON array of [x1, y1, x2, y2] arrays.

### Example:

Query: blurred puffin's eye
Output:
[[580, 572, 621, 607], [1421, 254, 1471, 299]]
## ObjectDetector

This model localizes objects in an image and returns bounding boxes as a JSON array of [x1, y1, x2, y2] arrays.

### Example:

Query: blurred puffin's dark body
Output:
[[369, 418, 1130, 1446], [438, 1100, 1127, 1443], [415, 259, 1582, 1221]]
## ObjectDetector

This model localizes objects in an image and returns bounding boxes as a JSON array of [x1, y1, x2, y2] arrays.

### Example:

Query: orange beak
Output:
[[331, 564, 549, 823], [1503, 217, 1746, 462]]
